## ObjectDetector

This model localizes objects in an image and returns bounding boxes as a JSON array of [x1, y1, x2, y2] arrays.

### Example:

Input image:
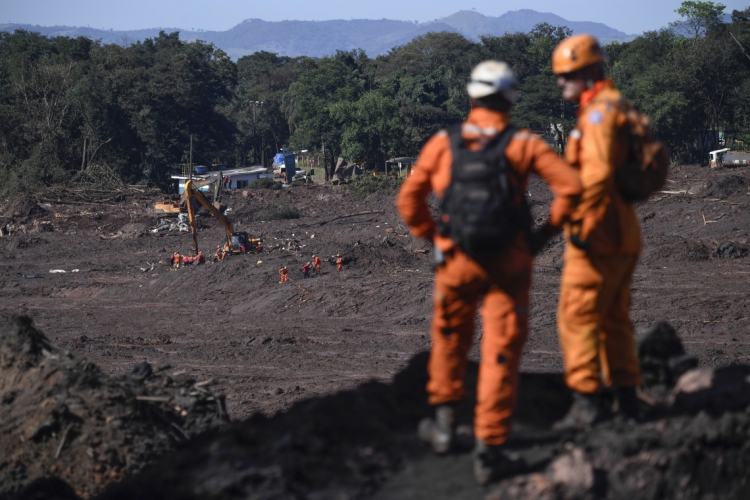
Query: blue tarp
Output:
[[274, 153, 285, 164]]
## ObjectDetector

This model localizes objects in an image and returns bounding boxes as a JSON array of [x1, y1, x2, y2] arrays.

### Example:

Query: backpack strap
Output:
[[446, 123, 517, 158], [446, 123, 464, 153], [489, 124, 517, 155]]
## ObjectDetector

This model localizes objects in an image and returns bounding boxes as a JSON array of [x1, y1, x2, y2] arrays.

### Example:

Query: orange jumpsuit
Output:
[[336, 257, 343, 272], [173, 253, 181, 268], [313, 256, 321, 272], [558, 80, 642, 394], [397, 107, 582, 445], [279, 268, 288, 283]]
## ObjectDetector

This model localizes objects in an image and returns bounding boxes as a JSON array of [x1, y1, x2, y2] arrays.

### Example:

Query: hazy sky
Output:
[[3, 0, 749, 34]]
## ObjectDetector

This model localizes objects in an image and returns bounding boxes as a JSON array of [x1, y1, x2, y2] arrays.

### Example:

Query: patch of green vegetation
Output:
[[255, 203, 300, 220], [346, 174, 404, 198]]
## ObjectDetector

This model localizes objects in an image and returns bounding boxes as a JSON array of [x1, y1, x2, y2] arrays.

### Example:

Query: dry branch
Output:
[[319, 210, 385, 225]]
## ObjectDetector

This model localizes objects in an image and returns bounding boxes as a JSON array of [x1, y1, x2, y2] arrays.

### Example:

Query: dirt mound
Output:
[[6, 197, 47, 220], [93, 322, 750, 500], [98, 352, 435, 500], [716, 241, 749, 259], [701, 174, 750, 198], [641, 234, 711, 263], [0, 316, 228, 499]]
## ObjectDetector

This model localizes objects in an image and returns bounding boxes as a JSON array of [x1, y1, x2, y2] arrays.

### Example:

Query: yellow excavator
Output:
[[183, 178, 260, 256]]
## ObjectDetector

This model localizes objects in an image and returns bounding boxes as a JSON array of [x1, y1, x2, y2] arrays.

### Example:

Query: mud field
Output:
[[1, 163, 750, 499]]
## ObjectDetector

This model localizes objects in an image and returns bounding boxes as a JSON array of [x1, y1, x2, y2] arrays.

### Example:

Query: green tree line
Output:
[[1, 2, 749, 195]]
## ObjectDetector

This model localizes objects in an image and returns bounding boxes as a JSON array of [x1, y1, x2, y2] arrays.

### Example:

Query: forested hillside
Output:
[[0, 9, 633, 60], [1, 3, 749, 196]]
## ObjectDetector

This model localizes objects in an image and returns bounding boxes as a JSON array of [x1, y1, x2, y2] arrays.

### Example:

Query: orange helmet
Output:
[[552, 34, 604, 75]]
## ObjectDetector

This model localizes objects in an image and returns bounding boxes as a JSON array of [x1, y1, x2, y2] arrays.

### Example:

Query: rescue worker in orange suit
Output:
[[172, 252, 181, 269], [278, 266, 288, 283], [313, 255, 321, 273], [197, 251, 205, 264], [551, 34, 643, 430], [336, 254, 343, 272], [215, 245, 223, 262], [397, 61, 582, 485]]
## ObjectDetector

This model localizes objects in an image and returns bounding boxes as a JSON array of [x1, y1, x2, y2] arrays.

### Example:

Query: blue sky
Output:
[[2, 0, 748, 34]]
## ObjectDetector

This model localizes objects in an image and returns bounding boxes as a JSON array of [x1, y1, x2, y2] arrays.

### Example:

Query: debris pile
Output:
[[716, 241, 749, 259], [149, 216, 190, 234], [0, 316, 228, 499]]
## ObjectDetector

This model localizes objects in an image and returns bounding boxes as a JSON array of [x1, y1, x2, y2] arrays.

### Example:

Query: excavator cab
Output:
[[230, 231, 261, 254], [232, 232, 248, 252]]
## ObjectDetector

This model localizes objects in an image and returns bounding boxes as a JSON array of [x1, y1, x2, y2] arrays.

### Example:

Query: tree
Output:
[[671, 1, 726, 38], [512, 24, 576, 131], [285, 50, 369, 162], [329, 90, 404, 167]]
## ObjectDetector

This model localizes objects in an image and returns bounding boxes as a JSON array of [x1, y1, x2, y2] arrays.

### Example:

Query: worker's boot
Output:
[[473, 439, 527, 486], [552, 391, 604, 432], [418, 403, 456, 454], [616, 386, 641, 420]]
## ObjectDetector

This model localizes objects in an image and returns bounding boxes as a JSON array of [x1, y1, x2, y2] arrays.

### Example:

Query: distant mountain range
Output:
[[0, 9, 635, 60]]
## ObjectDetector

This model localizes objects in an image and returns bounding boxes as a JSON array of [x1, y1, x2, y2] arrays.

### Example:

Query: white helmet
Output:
[[466, 60, 519, 103]]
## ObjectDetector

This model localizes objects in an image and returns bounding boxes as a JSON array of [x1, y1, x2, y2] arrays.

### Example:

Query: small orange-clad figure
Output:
[[172, 252, 181, 269], [216, 245, 225, 261], [278, 266, 288, 283], [336, 254, 343, 272], [197, 251, 205, 264], [312, 254, 321, 273]]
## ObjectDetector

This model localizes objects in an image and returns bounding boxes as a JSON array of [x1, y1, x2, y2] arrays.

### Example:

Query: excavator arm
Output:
[[184, 179, 233, 255]]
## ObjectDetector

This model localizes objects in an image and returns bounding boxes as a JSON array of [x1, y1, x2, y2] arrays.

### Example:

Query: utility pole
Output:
[[81, 137, 87, 171], [250, 101, 263, 165], [189, 134, 193, 179], [322, 137, 327, 182]]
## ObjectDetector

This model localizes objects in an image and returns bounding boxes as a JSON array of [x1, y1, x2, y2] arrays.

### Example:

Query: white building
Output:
[[171, 166, 268, 193]]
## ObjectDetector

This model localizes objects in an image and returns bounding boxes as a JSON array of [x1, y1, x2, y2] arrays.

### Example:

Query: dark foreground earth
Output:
[[1, 163, 750, 498]]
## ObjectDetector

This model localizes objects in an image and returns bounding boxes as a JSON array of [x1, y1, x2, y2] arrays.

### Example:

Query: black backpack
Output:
[[437, 124, 531, 258]]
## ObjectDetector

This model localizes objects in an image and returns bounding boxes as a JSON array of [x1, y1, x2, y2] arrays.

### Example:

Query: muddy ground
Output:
[[1, 163, 750, 498]]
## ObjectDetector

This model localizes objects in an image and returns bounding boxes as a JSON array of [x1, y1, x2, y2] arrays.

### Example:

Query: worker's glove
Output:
[[567, 219, 589, 252], [528, 223, 559, 256], [569, 233, 589, 251]]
